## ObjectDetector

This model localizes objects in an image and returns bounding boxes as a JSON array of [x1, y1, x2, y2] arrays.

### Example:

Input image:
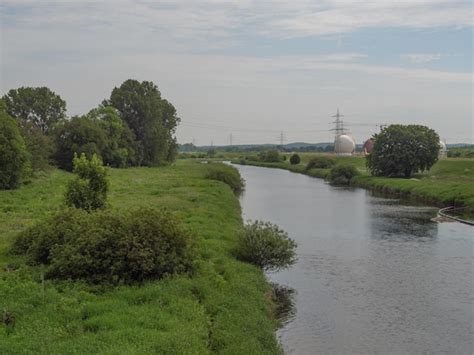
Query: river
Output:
[[234, 164, 473, 354]]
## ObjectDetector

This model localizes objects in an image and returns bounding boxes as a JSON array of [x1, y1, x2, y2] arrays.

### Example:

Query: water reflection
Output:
[[271, 283, 296, 327], [234, 164, 473, 354]]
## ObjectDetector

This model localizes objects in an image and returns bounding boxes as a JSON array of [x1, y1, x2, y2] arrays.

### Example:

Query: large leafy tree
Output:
[[2, 87, 66, 134], [53, 106, 141, 170], [107, 79, 180, 166], [0, 100, 31, 189], [367, 124, 440, 178]]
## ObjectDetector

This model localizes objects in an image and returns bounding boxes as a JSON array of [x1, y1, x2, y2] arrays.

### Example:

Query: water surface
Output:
[[235, 164, 473, 354]]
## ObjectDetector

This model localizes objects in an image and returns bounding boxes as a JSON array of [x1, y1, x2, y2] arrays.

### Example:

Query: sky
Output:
[[1, 0, 472, 145]]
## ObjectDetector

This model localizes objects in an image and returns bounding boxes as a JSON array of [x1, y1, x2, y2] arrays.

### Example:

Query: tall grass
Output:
[[0, 161, 279, 353]]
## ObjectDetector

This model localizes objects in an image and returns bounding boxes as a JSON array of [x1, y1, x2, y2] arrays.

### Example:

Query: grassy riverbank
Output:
[[234, 154, 474, 214], [0, 161, 280, 354]]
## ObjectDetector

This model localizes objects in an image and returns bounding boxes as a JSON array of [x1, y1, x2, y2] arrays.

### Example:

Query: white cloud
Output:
[[401, 53, 442, 63]]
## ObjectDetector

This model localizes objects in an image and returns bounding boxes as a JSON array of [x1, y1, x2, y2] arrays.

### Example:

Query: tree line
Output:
[[0, 79, 180, 189]]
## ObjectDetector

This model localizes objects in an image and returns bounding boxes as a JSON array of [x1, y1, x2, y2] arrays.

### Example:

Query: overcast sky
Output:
[[1, 0, 472, 145]]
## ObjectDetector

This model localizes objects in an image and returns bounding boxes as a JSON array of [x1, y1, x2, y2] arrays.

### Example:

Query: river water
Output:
[[234, 164, 473, 354]]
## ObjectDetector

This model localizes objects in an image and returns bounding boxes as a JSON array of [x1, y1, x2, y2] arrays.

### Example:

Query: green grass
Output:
[[232, 153, 474, 214], [0, 161, 280, 354]]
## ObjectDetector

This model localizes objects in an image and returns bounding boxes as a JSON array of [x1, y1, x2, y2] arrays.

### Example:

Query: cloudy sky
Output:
[[1, 0, 472, 145]]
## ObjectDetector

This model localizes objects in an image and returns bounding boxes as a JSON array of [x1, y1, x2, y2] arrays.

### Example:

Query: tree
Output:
[[289, 154, 301, 165], [367, 124, 440, 178], [65, 153, 109, 211], [53, 115, 107, 171], [85, 106, 142, 167], [2, 87, 66, 134], [107, 79, 180, 166], [0, 105, 31, 189]]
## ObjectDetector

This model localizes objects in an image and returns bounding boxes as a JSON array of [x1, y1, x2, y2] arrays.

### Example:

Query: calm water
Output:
[[234, 164, 473, 354]]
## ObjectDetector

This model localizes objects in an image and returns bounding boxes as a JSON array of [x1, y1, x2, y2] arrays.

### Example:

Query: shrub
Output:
[[236, 221, 297, 272], [0, 108, 31, 189], [259, 150, 280, 162], [13, 208, 195, 284], [328, 164, 359, 185], [289, 154, 300, 165], [305, 156, 335, 171], [206, 164, 245, 192], [65, 153, 109, 211]]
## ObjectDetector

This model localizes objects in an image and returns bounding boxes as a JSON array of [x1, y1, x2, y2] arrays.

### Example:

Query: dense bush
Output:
[[259, 150, 280, 162], [13, 208, 195, 284], [236, 221, 297, 272], [206, 164, 244, 192], [53, 107, 142, 171], [305, 156, 335, 170], [65, 153, 109, 211], [289, 154, 301, 165], [328, 164, 359, 185], [0, 107, 31, 189]]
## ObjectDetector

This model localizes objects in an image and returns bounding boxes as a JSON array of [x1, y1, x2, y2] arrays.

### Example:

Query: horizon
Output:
[[1, 1, 472, 145]]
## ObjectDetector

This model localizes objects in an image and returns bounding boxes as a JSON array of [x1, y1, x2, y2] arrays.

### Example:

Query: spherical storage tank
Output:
[[363, 138, 374, 155], [439, 140, 447, 159], [335, 134, 356, 155]]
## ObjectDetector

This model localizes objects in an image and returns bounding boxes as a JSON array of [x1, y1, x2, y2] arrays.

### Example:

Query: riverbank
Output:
[[0, 161, 280, 353], [233, 156, 474, 215]]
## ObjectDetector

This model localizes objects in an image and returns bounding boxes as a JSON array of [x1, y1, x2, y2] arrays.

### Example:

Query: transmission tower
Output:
[[330, 108, 346, 137], [229, 133, 233, 146], [277, 131, 286, 146]]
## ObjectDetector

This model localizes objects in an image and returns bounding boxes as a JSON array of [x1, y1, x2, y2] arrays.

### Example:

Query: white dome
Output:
[[439, 140, 447, 152], [335, 134, 355, 155]]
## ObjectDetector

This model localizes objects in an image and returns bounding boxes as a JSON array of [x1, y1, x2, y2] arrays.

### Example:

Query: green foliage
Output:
[[53, 107, 141, 171], [0, 110, 31, 189], [108, 79, 180, 166], [289, 153, 301, 165], [306, 155, 336, 170], [19, 122, 54, 171], [13, 207, 195, 284], [447, 145, 474, 158], [328, 164, 359, 185], [259, 149, 280, 162], [367, 124, 440, 178], [2, 87, 66, 134], [0, 162, 280, 353], [65, 154, 109, 211], [236, 220, 297, 272], [206, 163, 245, 192]]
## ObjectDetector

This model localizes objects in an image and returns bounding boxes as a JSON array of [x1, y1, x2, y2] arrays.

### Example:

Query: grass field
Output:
[[231, 153, 474, 214], [0, 161, 280, 354]]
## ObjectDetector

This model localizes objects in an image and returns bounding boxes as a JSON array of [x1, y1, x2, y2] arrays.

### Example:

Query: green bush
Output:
[[65, 153, 109, 211], [259, 150, 280, 162], [289, 154, 301, 165], [13, 208, 195, 284], [236, 221, 297, 272], [306, 156, 335, 170], [328, 164, 359, 185], [0, 108, 31, 189], [206, 164, 245, 192]]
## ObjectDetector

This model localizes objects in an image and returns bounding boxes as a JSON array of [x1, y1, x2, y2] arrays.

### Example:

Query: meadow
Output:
[[0, 161, 280, 354], [232, 153, 474, 214]]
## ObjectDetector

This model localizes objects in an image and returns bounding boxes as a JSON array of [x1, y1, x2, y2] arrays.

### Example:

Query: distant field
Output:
[[0, 161, 279, 354]]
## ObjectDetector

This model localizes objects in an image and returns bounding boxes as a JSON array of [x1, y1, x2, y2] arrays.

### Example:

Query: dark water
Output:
[[234, 164, 473, 354]]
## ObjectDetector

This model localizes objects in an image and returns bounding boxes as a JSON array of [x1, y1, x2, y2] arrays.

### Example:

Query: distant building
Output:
[[363, 138, 374, 155], [439, 140, 448, 159], [335, 134, 355, 155]]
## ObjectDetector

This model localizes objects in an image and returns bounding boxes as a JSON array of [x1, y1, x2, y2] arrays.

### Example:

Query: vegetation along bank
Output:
[[0, 161, 281, 354], [233, 152, 474, 215]]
